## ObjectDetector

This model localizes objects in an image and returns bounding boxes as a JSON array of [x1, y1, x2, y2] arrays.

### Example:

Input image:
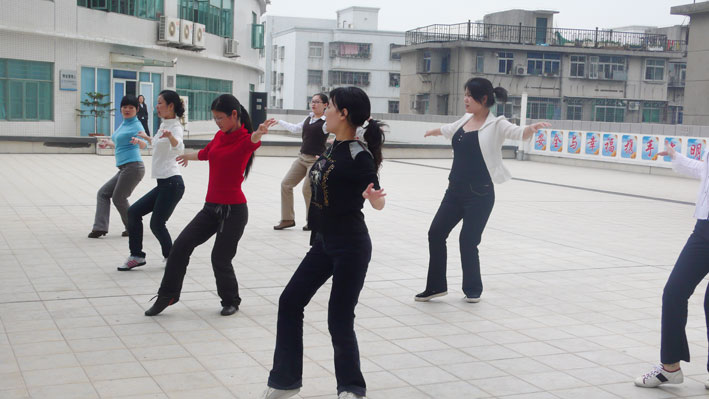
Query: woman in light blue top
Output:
[[89, 95, 147, 238]]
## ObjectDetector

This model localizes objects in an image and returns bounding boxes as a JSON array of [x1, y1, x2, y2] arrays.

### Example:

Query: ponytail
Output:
[[362, 119, 385, 170], [492, 87, 508, 104], [211, 94, 255, 179], [238, 104, 255, 178]]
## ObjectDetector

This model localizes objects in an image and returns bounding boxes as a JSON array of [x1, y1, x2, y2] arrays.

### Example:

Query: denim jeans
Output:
[[268, 232, 371, 396], [426, 182, 495, 297], [127, 175, 185, 258]]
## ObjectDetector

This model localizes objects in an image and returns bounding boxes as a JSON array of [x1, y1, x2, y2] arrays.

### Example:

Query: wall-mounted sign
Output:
[[59, 69, 77, 91]]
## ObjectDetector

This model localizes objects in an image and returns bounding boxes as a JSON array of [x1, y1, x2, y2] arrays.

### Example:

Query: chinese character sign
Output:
[[688, 138, 706, 161], [550, 131, 563, 152], [621, 135, 637, 159], [585, 132, 600, 155], [567, 132, 581, 154], [534, 130, 547, 151], [663, 137, 682, 162], [641, 136, 659, 161], [602, 134, 618, 157]]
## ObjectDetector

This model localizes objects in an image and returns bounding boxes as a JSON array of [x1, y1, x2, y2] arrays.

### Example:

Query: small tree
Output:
[[76, 92, 114, 136]]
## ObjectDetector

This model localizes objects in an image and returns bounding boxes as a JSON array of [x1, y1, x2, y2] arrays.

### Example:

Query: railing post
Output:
[[594, 27, 598, 48], [518, 22, 522, 44]]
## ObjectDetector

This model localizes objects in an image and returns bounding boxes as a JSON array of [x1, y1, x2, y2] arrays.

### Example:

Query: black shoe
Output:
[[220, 305, 238, 316], [144, 296, 178, 316], [88, 230, 107, 238], [273, 220, 295, 230], [302, 224, 311, 231], [121, 230, 129, 237], [414, 290, 448, 302]]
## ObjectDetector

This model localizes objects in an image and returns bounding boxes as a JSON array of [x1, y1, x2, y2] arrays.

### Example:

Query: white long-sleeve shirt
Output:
[[672, 151, 709, 220], [277, 113, 328, 135], [151, 118, 185, 179]]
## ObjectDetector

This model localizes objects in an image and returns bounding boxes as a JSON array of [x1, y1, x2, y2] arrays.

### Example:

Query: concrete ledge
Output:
[[527, 154, 683, 178], [0, 136, 97, 154]]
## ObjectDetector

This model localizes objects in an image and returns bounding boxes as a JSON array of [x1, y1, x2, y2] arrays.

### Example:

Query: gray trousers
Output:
[[93, 161, 145, 232]]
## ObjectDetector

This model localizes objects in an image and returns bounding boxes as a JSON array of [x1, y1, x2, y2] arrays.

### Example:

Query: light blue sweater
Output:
[[111, 116, 145, 166]]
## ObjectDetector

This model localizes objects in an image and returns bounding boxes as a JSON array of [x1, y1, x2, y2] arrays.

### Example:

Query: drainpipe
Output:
[[518, 92, 528, 160]]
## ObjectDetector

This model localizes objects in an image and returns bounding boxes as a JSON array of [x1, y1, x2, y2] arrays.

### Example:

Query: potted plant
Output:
[[76, 91, 114, 136]]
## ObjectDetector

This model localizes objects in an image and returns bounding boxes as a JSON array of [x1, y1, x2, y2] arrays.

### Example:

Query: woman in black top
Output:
[[262, 87, 386, 399], [137, 95, 151, 136]]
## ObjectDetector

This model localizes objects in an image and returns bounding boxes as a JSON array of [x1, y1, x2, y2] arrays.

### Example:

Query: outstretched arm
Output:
[[176, 152, 199, 167], [252, 119, 278, 143]]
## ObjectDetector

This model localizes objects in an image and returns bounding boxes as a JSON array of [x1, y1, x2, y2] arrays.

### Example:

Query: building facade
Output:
[[0, 0, 268, 137], [268, 7, 405, 114], [398, 9, 688, 125]]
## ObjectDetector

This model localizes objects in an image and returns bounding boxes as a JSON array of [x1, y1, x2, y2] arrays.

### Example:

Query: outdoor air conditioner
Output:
[[224, 39, 240, 58], [179, 19, 193, 46], [514, 65, 526, 76], [628, 101, 640, 111], [158, 16, 180, 44], [192, 23, 206, 49]]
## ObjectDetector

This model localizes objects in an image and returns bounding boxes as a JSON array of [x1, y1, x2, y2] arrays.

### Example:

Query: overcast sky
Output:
[[265, 1, 691, 32]]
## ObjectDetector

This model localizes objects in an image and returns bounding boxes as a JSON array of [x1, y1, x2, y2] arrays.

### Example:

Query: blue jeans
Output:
[[661, 219, 709, 371], [268, 232, 371, 396], [426, 182, 495, 297], [127, 175, 185, 258]]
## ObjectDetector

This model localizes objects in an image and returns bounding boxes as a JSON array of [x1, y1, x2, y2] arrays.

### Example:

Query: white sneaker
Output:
[[634, 365, 683, 387], [463, 295, 481, 303], [261, 387, 300, 399], [705, 377, 709, 389], [338, 392, 366, 399]]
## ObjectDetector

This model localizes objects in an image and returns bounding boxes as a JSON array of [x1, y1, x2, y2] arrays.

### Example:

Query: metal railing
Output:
[[405, 22, 687, 53]]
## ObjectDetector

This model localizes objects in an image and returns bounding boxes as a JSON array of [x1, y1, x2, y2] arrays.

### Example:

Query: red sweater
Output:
[[198, 126, 261, 204]]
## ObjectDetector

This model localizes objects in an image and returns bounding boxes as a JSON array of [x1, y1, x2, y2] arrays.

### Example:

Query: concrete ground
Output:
[[0, 152, 708, 398]]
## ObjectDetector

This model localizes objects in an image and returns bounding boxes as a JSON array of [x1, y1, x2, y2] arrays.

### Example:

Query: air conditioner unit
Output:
[[224, 39, 240, 58], [192, 23, 206, 49], [628, 101, 640, 111], [158, 16, 180, 44], [514, 64, 526, 76], [179, 19, 193, 46]]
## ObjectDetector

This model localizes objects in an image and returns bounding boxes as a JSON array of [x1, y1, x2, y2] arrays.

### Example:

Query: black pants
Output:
[[157, 202, 247, 307], [127, 175, 185, 258], [138, 116, 151, 136], [268, 232, 371, 396], [661, 219, 709, 371], [426, 182, 495, 297]]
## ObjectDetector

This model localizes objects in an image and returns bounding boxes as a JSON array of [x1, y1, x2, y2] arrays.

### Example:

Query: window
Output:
[[251, 12, 264, 50], [414, 94, 429, 114], [495, 97, 521, 120], [278, 46, 285, 60], [567, 105, 583, 120], [176, 75, 232, 121], [389, 73, 400, 88], [645, 59, 665, 81], [389, 44, 403, 60], [0, 58, 53, 121], [422, 51, 431, 73], [527, 97, 560, 119], [272, 45, 278, 60], [249, 83, 254, 92], [570, 55, 585, 78], [277, 98, 283, 108], [498, 52, 514, 74], [437, 94, 449, 115], [278, 73, 284, 87], [441, 54, 450, 73], [78, 0, 165, 20], [642, 102, 664, 123], [329, 42, 372, 59], [589, 56, 626, 80], [328, 71, 370, 86], [593, 99, 625, 122], [527, 52, 560, 76], [179, 0, 233, 38], [476, 54, 484, 73], [388, 100, 399, 114], [669, 63, 686, 87], [309, 42, 324, 58], [271, 71, 276, 87], [307, 70, 322, 85], [670, 106, 683, 124]]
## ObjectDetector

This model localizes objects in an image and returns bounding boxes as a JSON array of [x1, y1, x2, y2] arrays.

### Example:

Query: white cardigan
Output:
[[151, 118, 185, 179], [671, 151, 709, 220], [441, 112, 528, 184]]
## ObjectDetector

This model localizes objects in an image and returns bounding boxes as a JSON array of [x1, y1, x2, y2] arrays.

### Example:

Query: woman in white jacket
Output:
[[119, 90, 186, 271], [415, 77, 550, 303]]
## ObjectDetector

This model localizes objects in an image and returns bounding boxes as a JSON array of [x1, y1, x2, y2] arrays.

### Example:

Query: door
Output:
[[139, 82, 154, 133], [536, 18, 547, 44], [249, 91, 268, 127]]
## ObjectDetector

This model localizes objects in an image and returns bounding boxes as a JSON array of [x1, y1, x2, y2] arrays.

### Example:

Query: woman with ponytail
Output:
[[119, 90, 186, 271], [416, 77, 551, 304], [262, 87, 386, 399], [144, 94, 276, 317]]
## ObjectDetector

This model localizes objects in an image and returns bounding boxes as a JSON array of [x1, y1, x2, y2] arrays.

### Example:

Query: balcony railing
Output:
[[405, 22, 687, 53], [668, 77, 686, 88]]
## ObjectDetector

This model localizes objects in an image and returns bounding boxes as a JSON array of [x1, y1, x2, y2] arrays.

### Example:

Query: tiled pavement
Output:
[[1, 153, 708, 398]]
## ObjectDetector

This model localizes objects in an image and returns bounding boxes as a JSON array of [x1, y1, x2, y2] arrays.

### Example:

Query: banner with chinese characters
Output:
[[550, 130, 563, 152], [534, 130, 547, 151], [641, 136, 659, 161], [567, 131, 582, 154], [621, 135, 637, 159], [585, 132, 600, 155], [663, 137, 681, 162], [688, 138, 706, 161], [602, 134, 618, 157]]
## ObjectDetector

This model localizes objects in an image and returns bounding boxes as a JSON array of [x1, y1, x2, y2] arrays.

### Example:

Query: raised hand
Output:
[[159, 129, 173, 139], [658, 141, 677, 159], [362, 183, 386, 200], [256, 119, 278, 135]]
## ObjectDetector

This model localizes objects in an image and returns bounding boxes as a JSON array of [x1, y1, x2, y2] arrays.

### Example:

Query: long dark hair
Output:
[[159, 90, 185, 117], [211, 94, 255, 178], [329, 86, 385, 170], [464, 77, 508, 107]]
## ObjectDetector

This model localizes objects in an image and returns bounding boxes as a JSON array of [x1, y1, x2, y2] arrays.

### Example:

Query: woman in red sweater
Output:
[[145, 94, 276, 317]]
